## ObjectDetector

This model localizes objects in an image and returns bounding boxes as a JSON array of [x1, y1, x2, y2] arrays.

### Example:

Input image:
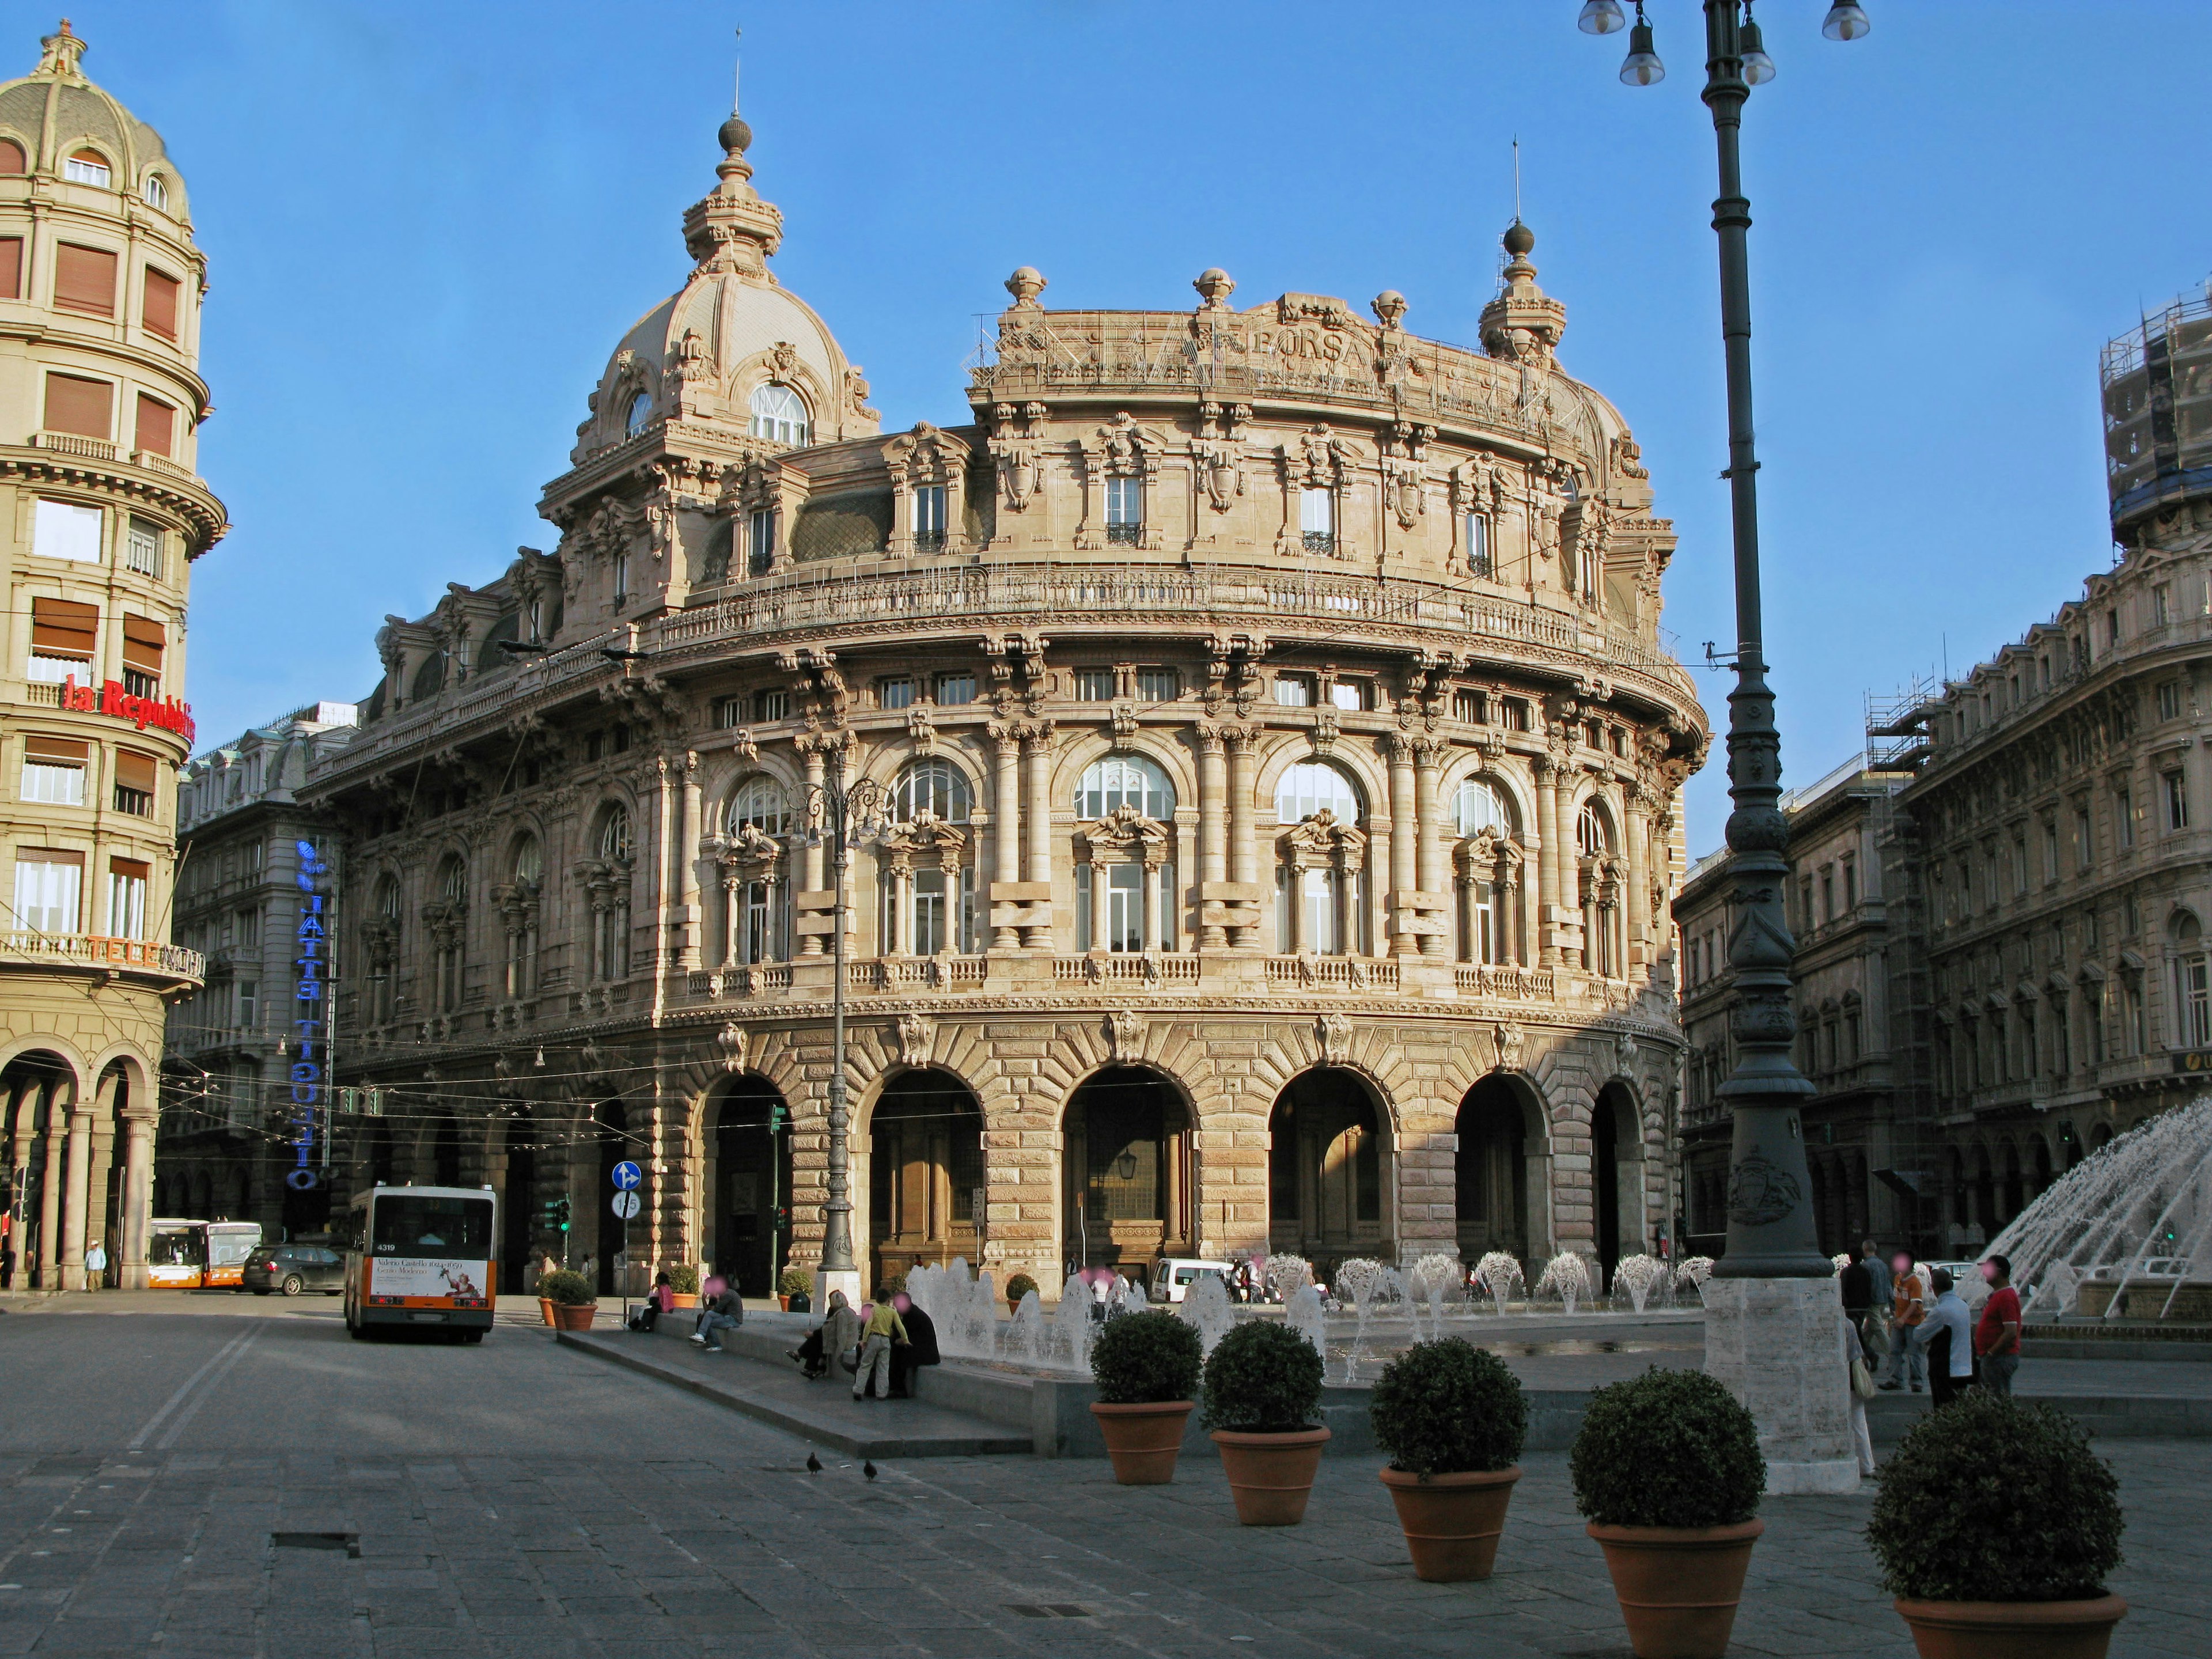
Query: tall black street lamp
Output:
[[801, 766, 889, 1293], [1582, 0, 1868, 1278]]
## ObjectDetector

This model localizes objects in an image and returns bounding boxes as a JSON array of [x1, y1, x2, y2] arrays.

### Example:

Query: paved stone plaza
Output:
[[1, 1302, 2205, 1658]]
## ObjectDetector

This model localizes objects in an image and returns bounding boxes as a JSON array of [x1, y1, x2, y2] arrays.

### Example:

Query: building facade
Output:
[[159, 703, 357, 1238], [304, 100, 1709, 1300], [0, 24, 220, 1290], [1675, 759, 1925, 1259]]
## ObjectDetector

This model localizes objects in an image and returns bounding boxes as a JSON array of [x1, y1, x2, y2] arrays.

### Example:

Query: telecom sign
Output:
[[610, 1161, 642, 1191]]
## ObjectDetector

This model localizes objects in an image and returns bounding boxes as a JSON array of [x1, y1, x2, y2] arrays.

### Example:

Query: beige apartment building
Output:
[[301, 98, 1709, 1300], [0, 24, 221, 1289]]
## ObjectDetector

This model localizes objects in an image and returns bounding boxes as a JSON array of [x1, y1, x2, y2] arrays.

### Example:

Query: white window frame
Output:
[[124, 517, 162, 578], [107, 867, 147, 940], [141, 172, 168, 210], [20, 758, 85, 806], [12, 858, 81, 934], [63, 154, 110, 187], [33, 499, 103, 563]]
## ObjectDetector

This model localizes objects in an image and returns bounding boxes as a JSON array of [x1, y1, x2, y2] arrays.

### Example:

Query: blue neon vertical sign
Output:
[[288, 839, 332, 1189]]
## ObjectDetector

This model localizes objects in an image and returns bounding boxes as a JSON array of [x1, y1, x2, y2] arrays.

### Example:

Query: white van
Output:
[[1149, 1258, 1234, 1304]]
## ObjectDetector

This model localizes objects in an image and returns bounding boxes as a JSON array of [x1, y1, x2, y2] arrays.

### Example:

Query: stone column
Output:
[[1624, 779, 1653, 978], [677, 751, 703, 969], [38, 1082, 67, 1286], [1142, 861, 1161, 950], [59, 1096, 93, 1291], [4, 1078, 33, 1290], [798, 738, 827, 955], [1534, 757, 1563, 969], [118, 1110, 154, 1290], [1414, 738, 1446, 959], [1022, 722, 1055, 949], [1197, 726, 1228, 949], [1385, 734, 1416, 956], [719, 874, 741, 968], [1228, 728, 1258, 948], [990, 724, 1023, 949], [1089, 858, 1109, 951]]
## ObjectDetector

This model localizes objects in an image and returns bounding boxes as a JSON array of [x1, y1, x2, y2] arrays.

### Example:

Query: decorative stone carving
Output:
[[1105, 1009, 1145, 1062], [895, 1013, 936, 1068], [717, 1022, 748, 1073], [1493, 1021, 1525, 1074], [1316, 1012, 1352, 1066]]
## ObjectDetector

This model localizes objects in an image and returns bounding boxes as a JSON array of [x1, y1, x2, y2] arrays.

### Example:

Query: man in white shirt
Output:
[[1911, 1267, 1976, 1408]]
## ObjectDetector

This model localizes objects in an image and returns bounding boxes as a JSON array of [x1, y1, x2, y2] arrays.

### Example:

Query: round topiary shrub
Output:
[[1370, 1338, 1528, 1476], [1570, 1369, 1764, 1528], [1006, 1272, 1040, 1310], [537, 1269, 594, 1307], [1200, 1319, 1324, 1433], [1867, 1394, 2122, 1602], [778, 1267, 813, 1297], [666, 1263, 700, 1295], [1091, 1309, 1203, 1404]]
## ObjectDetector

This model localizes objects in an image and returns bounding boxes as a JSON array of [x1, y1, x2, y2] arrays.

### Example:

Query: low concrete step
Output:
[[557, 1328, 1033, 1458]]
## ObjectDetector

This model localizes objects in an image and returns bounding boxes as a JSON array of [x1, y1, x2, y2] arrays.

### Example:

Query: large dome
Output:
[[569, 106, 874, 464], [0, 22, 187, 220]]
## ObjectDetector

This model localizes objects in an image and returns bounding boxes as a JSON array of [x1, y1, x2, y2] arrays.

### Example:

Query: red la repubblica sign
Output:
[[59, 676, 195, 744]]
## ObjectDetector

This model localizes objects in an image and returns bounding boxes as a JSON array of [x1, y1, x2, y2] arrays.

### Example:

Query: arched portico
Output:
[[703, 1074, 791, 1298], [1455, 1074, 1541, 1267], [864, 1068, 983, 1290], [1062, 1065, 1192, 1274], [1267, 1066, 1392, 1268], [1591, 1079, 1646, 1275]]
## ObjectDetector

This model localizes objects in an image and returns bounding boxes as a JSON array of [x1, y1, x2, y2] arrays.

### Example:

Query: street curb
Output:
[[555, 1330, 1033, 1458]]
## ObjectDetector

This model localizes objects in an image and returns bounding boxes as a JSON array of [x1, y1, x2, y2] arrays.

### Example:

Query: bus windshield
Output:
[[148, 1229, 203, 1267], [372, 1195, 493, 1257]]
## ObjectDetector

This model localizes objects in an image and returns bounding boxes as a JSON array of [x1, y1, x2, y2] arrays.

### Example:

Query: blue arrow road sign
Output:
[[611, 1160, 642, 1191]]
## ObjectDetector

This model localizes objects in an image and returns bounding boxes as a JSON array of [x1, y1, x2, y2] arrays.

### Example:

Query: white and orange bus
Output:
[[146, 1218, 263, 1289], [342, 1184, 497, 1342]]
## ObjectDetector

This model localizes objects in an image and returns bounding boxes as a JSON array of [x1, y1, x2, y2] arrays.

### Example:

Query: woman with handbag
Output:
[[1840, 1308, 1877, 1478]]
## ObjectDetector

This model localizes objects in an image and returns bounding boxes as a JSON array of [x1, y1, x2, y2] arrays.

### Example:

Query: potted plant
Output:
[[1088, 1310, 1204, 1484], [1868, 1394, 2126, 1657], [1006, 1272, 1039, 1312], [538, 1268, 597, 1331], [666, 1264, 700, 1309], [1200, 1320, 1328, 1525], [777, 1267, 813, 1312], [1570, 1369, 1765, 1659], [1369, 1338, 1528, 1581]]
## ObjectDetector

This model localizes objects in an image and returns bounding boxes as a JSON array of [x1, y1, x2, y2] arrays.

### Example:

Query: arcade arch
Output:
[[703, 1074, 793, 1298], [1062, 1066, 1191, 1273], [1267, 1067, 1391, 1267], [866, 1069, 983, 1290]]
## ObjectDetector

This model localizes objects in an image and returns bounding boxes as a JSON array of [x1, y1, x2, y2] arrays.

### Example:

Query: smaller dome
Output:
[[718, 113, 752, 156], [1502, 219, 1536, 257]]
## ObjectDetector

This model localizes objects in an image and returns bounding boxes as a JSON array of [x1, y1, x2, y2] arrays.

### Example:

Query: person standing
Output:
[[1859, 1240, 1892, 1355], [852, 1287, 908, 1402], [83, 1237, 107, 1291], [1879, 1252, 1926, 1393], [1839, 1308, 1876, 1478], [1975, 1253, 2023, 1397], [1912, 1268, 1975, 1408], [1838, 1249, 1875, 1359]]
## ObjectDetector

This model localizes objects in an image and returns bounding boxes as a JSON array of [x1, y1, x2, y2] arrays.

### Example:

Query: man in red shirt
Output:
[[1976, 1253, 2022, 1396]]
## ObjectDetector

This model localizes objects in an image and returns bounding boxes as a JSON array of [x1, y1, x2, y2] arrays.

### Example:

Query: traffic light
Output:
[[768, 1101, 789, 1132], [539, 1195, 572, 1234]]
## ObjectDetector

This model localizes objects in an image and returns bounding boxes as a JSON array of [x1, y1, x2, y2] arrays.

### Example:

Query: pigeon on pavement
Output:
[[806, 1451, 821, 1473], [863, 1460, 877, 1481]]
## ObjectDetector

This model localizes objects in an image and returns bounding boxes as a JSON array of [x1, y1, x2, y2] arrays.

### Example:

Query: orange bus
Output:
[[146, 1218, 263, 1288], [342, 1184, 496, 1342]]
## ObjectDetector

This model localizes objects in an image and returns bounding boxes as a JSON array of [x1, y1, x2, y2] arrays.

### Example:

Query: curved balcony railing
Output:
[[1, 931, 203, 984]]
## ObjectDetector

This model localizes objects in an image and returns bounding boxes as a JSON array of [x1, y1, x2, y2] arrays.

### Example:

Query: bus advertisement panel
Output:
[[346, 1186, 496, 1339]]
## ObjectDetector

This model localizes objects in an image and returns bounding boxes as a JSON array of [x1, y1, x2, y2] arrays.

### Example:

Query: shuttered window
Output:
[[32, 498, 101, 562], [113, 749, 157, 816], [30, 597, 99, 669], [108, 858, 148, 939], [52, 242, 116, 315], [134, 393, 173, 457], [13, 851, 82, 934], [142, 267, 179, 340], [0, 138, 25, 174], [0, 237, 20, 300], [21, 735, 88, 806], [64, 150, 110, 188], [43, 372, 111, 438]]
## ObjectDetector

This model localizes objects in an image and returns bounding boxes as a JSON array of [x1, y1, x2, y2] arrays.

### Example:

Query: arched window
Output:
[[624, 390, 652, 438], [1075, 754, 1175, 821], [1576, 801, 1621, 978], [731, 776, 789, 834], [503, 836, 543, 998], [440, 858, 467, 907], [892, 757, 971, 824], [0, 139, 24, 175], [428, 857, 468, 1013], [1577, 801, 1608, 858], [599, 804, 634, 862], [749, 383, 810, 445], [1453, 778, 1510, 836], [2171, 912, 2209, 1049], [367, 872, 402, 1024], [142, 172, 169, 211], [1274, 761, 1363, 825], [510, 835, 541, 886], [63, 148, 110, 187]]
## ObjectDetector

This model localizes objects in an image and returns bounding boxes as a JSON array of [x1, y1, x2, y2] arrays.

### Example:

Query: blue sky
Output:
[[61, 1, 2212, 851]]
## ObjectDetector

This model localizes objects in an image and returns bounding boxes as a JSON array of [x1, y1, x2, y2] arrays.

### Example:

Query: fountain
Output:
[[1176, 1271, 1234, 1356], [1674, 1255, 1715, 1298], [1055, 1272, 1094, 1370], [1535, 1251, 1594, 1316], [1333, 1257, 1404, 1382], [1283, 1283, 1328, 1363], [1472, 1250, 1524, 1316], [1986, 1096, 2212, 1322], [1264, 1252, 1311, 1305], [1608, 1253, 1670, 1315], [1410, 1252, 1462, 1341], [1005, 1287, 1046, 1363]]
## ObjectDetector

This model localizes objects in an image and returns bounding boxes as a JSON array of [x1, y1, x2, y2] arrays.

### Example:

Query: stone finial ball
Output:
[[718, 114, 753, 155], [1372, 290, 1408, 326], [1503, 219, 1536, 257], [1194, 268, 1236, 305], [1005, 266, 1047, 304]]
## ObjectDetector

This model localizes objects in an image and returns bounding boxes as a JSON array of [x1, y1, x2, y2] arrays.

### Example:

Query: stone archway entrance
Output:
[[704, 1075, 791, 1299], [1267, 1067, 1391, 1271], [2, 1052, 74, 1289], [1062, 1066, 1191, 1275], [1592, 1081, 1645, 1277], [867, 1069, 983, 1291], [1455, 1076, 1532, 1266]]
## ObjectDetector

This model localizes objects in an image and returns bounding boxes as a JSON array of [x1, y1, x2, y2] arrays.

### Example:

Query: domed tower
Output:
[[0, 21, 224, 1291], [534, 98, 877, 637]]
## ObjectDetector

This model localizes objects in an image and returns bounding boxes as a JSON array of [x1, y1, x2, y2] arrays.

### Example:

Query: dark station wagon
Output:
[[242, 1243, 347, 1297]]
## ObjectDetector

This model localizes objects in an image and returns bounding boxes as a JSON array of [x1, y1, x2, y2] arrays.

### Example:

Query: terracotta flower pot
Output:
[[778, 1294, 791, 1312], [537, 1297, 555, 1327], [1587, 1518, 1763, 1659], [1379, 1465, 1521, 1582], [669, 1292, 699, 1309], [551, 1301, 596, 1331], [1090, 1400, 1195, 1484], [1893, 1594, 2127, 1659], [1210, 1427, 1331, 1525]]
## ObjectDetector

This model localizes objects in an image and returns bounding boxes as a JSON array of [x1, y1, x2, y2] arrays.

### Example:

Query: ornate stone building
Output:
[[305, 97, 1709, 1299], [0, 24, 220, 1289], [158, 702, 358, 1237]]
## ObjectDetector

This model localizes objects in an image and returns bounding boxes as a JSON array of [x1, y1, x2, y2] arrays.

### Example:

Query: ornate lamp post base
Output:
[[1703, 1279, 1862, 1493]]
